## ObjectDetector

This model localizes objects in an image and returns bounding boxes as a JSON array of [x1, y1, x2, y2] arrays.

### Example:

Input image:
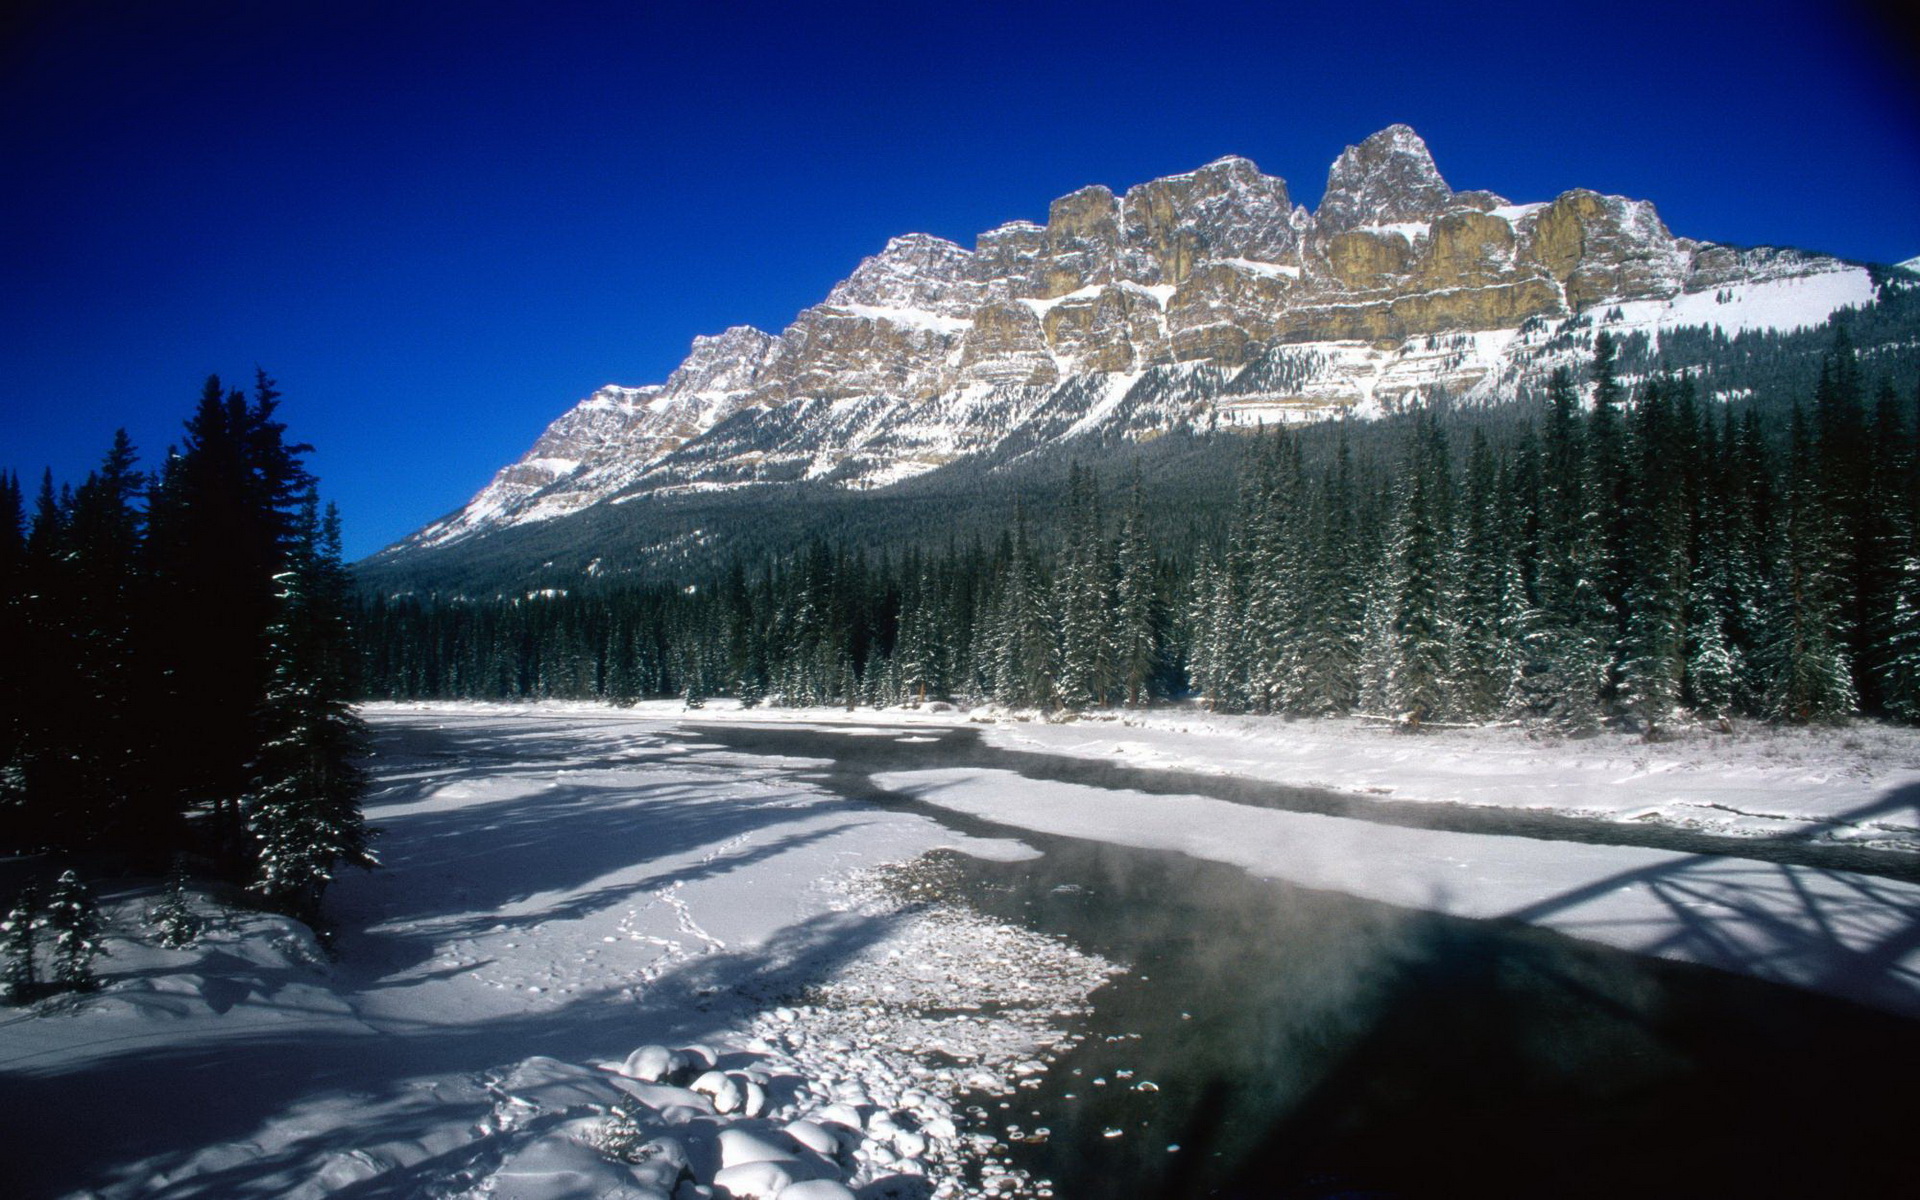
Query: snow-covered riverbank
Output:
[[0, 712, 1111, 1199], [5, 701, 1916, 1197], [368, 699, 1920, 852]]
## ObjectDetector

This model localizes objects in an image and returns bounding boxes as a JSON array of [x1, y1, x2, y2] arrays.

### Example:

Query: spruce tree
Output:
[[1113, 469, 1159, 708], [1618, 378, 1690, 736], [147, 373, 317, 860], [44, 870, 104, 993], [1763, 403, 1856, 721], [2, 885, 39, 1002], [150, 859, 203, 949], [246, 498, 376, 923], [1881, 554, 1920, 723], [1449, 427, 1508, 719], [1386, 416, 1454, 725]]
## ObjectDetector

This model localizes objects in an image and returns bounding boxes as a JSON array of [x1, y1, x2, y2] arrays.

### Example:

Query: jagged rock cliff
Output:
[[393, 125, 1878, 555]]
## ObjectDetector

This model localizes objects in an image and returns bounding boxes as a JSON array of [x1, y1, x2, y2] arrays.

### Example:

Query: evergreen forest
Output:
[[359, 333, 1920, 732], [0, 375, 373, 927]]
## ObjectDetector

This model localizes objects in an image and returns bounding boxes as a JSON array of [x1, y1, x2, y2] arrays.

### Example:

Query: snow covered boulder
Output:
[[712, 1159, 802, 1199], [739, 1077, 769, 1118], [814, 1103, 864, 1135], [781, 1120, 844, 1160], [491, 1133, 664, 1200], [717, 1128, 801, 1169], [623, 1135, 691, 1192], [691, 1069, 745, 1114], [619, 1044, 676, 1082]]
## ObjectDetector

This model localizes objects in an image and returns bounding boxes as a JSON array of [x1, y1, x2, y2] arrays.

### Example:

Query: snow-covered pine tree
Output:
[[1721, 409, 1775, 712], [2, 885, 39, 1002], [1355, 564, 1397, 718], [1880, 555, 1920, 723], [1113, 469, 1159, 708], [595, 1098, 648, 1162], [44, 870, 104, 993], [150, 858, 203, 948], [1448, 427, 1509, 720], [1584, 331, 1631, 661], [994, 509, 1055, 708], [247, 498, 376, 923], [1618, 377, 1691, 737], [1386, 415, 1455, 726], [1054, 465, 1112, 709], [1762, 403, 1857, 722], [1860, 380, 1915, 714]]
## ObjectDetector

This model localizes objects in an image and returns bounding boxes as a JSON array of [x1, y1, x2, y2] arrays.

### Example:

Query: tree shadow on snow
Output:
[[0, 905, 904, 1200]]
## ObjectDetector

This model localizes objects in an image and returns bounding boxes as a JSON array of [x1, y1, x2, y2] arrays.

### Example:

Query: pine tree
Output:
[[1449, 428, 1508, 719], [246, 497, 376, 923], [1881, 554, 1920, 723], [0, 473, 27, 839], [595, 1099, 649, 1162], [1508, 368, 1603, 728], [1762, 403, 1856, 722], [62, 431, 149, 840], [1618, 378, 1690, 736], [147, 373, 317, 859], [2, 886, 39, 1002], [1113, 468, 1159, 708], [1055, 466, 1112, 709], [1386, 415, 1454, 725], [150, 859, 203, 949], [44, 870, 104, 993]]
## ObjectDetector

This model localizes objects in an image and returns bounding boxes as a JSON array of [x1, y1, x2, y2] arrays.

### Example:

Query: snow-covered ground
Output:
[[978, 708, 1920, 851], [0, 711, 1108, 1200], [398, 699, 1920, 850], [4, 700, 1916, 1198]]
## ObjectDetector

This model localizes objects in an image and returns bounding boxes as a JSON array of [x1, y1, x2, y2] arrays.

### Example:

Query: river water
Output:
[[691, 722, 1920, 1199]]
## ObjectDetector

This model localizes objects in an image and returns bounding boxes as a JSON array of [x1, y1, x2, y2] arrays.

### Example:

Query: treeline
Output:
[[358, 333, 1920, 730], [1, 375, 372, 923]]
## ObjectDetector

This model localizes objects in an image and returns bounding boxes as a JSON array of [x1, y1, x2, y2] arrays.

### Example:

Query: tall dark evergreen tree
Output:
[[1618, 377, 1691, 735], [147, 373, 317, 855], [248, 498, 376, 922], [1113, 467, 1159, 708]]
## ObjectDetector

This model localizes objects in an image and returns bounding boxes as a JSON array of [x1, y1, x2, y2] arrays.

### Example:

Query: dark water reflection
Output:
[[953, 842, 1919, 1199], [686, 721, 1920, 1199]]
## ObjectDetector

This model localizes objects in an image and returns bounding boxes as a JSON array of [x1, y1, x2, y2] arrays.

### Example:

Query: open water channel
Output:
[[691, 722, 1920, 1199]]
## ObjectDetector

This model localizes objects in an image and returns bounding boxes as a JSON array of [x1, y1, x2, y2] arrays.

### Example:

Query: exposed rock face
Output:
[[393, 125, 1878, 556], [1316, 124, 1453, 233]]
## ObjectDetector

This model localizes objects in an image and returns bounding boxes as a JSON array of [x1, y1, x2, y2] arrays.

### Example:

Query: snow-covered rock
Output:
[[382, 124, 1884, 563]]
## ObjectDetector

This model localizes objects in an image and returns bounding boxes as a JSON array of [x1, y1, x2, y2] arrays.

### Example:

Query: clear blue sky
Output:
[[3, 0, 1916, 560]]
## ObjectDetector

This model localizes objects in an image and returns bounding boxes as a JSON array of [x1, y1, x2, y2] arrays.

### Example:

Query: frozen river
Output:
[[3, 705, 1916, 1198]]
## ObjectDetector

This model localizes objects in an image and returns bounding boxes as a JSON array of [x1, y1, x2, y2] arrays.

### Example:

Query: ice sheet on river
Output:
[[875, 767, 1920, 1017]]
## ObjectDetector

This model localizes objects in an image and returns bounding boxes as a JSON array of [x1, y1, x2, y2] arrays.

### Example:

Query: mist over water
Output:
[[947, 841, 1919, 1199], [692, 722, 1920, 1198]]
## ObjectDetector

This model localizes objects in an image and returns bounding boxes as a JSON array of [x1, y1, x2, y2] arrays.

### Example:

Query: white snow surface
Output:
[[6, 700, 1917, 1198], [0, 707, 1109, 1200], [1607, 266, 1876, 340]]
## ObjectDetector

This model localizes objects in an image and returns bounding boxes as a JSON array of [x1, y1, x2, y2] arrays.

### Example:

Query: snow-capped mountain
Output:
[[391, 125, 1879, 556]]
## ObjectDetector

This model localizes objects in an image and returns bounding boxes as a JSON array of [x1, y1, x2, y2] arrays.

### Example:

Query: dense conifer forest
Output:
[[359, 333, 1920, 731], [0, 375, 372, 926]]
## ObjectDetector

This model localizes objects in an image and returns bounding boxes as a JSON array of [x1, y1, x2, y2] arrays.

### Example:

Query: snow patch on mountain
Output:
[[1609, 265, 1876, 341]]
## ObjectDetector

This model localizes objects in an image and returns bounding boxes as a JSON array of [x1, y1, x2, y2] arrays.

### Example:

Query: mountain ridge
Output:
[[382, 125, 1884, 562]]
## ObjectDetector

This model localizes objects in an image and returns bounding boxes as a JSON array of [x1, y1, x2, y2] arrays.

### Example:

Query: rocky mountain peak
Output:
[[1317, 124, 1453, 233], [387, 125, 1879, 562], [825, 233, 981, 316], [661, 325, 777, 400], [1120, 155, 1297, 283]]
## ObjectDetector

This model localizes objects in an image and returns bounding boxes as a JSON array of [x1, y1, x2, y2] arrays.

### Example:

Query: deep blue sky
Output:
[[3, 0, 1916, 560]]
